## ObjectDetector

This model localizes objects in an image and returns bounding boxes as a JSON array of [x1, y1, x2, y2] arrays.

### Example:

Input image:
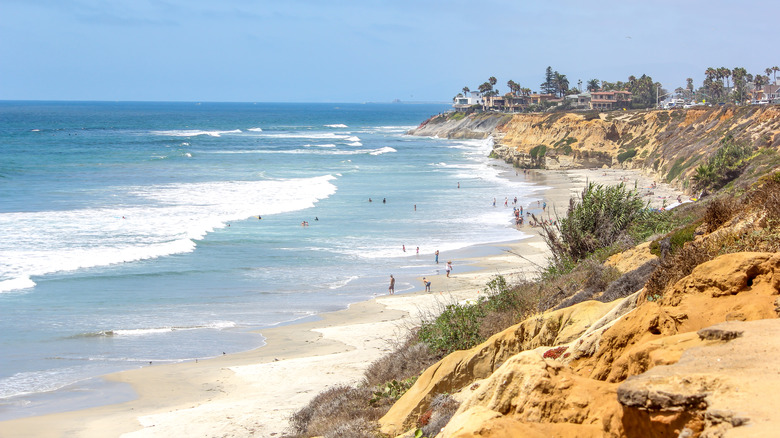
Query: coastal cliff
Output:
[[410, 106, 780, 193]]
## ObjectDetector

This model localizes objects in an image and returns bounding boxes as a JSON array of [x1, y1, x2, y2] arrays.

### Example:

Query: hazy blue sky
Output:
[[1, 0, 776, 102]]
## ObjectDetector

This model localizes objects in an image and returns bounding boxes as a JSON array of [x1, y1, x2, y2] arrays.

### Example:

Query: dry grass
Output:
[[703, 196, 738, 233], [363, 332, 438, 387], [598, 259, 658, 303], [419, 393, 460, 437], [286, 385, 383, 438]]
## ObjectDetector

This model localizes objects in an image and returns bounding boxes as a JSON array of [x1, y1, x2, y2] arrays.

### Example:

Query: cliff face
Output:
[[379, 252, 780, 438], [410, 106, 780, 192]]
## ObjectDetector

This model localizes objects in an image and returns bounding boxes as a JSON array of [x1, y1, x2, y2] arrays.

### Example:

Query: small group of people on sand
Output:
[[387, 258, 452, 295]]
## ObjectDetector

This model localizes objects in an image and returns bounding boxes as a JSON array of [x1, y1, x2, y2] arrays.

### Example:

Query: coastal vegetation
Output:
[[286, 102, 780, 436], [287, 168, 779, 438], [454, 64, 779, 113]]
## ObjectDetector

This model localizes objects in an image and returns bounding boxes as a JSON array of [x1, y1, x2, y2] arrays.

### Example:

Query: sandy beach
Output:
[[0, 168, 684, 438]]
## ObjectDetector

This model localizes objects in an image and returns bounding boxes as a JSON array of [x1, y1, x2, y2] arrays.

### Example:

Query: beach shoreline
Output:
[[0, 167, 685, 437]]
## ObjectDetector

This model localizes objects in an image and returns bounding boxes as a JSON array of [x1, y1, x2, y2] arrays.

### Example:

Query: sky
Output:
[[1, 0, 777, 103]]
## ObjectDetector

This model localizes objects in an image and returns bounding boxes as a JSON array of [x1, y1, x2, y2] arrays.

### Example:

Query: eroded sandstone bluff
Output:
[[380, 250, 780, 438], [410, 106, 780, 192]]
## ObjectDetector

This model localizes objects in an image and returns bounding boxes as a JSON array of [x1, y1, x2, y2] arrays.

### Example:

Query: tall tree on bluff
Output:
[[541, 66, 556, 95], [478, 81, 493, 96], [731, 67, 749, 103], [718, 67, 731, 90], [587, 79, 600, 92], [754, 74, 768, 99], [553, 72, 569, 97], [626, 74, 659, 108]]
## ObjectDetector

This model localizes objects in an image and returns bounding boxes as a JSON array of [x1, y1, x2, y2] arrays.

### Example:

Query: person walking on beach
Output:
[[446, 261, 452, 278], [493, 198, 496, 207], [388, 275, 395, 294], [435, 250, 439, 264], [423, 277, 431, 292]]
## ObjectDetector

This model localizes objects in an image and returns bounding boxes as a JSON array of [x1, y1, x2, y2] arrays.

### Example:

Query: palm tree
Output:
[[686, 78, 694, 92], [553, 72, 569, 97], [705, 67, 717, 83], [773, 66, 779, 85], [718, 67, 731, 90], [488, 76, 497, 87], [754, 74, 767, 100], [586, 79, 600, 92], [462, 86, 470, 96], [731, 67, 749, 103]]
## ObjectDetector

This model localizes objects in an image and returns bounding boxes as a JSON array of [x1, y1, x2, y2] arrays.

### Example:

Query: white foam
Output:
[[152, 129, 242, 137], [347, 142, 363, 147], [0, 276, 36, 293], [324, 124, 348, 128], [327, 275, 359, 290], [0, 175, 338, 293], [370, 147, 396, 155], [248, 127, 263, 132], [256, 132, 353, 140]]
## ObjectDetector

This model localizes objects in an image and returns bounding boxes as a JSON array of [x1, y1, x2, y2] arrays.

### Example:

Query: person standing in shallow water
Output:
[[446, 261, 452, 277], [435, 250, 439, 264], [388, 275, 395, 294]]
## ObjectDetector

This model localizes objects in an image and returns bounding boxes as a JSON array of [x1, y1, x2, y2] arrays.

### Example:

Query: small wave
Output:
[[345, 136, 361, 142], [324, 124, 348, 128], [30, 129, 40, 132], [152, 129, 242, 138], [347, 142, 363, 147], [327, 275, 359, 290], [370, 147, 396, 156], [68, 321, 237, 339], [304, 144, 336, 148], [248, 127, 263, 132], [0, 276, 36, 293], [181, 142, 190, 146]]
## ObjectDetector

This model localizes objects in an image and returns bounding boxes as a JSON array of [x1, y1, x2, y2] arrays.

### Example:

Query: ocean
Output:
[[0, 101, 547, 419]]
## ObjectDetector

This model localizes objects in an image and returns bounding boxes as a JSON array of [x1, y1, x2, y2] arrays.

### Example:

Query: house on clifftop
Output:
[[590, 90, 632, 110], [453, 91, 483, 111]]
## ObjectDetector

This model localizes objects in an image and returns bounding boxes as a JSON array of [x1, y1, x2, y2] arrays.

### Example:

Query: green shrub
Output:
[[692, 135, 754, 191], [369, 377, 417, 407], [538, 182, 647, 265], [418, 302, 485, 354], [530, 144, 547, 159], [666, 157, 689, 182], [617, 149, 637, 163]]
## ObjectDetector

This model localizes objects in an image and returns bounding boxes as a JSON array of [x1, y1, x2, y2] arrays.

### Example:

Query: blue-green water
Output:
[[0, 101, 547, 418]]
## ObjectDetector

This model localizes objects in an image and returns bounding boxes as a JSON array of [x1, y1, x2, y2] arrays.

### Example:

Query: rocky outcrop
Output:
[[379, 252, 780, 437], [379, 299, 629, 435], [411, 113, 513, 140], [409, 106, 780, 192]]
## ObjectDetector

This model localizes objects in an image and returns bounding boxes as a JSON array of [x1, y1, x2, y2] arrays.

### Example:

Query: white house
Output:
[[453, 91, 483, 111]]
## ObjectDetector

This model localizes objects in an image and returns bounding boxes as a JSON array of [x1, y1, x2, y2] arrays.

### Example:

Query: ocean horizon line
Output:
[[0, 99, 451, 106]]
